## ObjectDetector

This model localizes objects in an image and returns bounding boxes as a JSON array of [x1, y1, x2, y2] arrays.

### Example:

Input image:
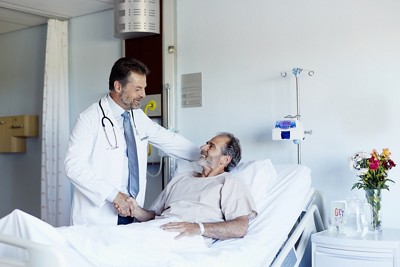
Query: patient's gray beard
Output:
[[197, 158, 207, 167], [197, 157, 217, 169]]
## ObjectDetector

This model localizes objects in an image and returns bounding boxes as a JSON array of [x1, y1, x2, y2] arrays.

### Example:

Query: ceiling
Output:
[[0, 0, 113, 35]]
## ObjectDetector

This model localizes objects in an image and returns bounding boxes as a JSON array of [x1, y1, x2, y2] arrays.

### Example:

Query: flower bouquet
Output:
[[349, 148, 396, 231]]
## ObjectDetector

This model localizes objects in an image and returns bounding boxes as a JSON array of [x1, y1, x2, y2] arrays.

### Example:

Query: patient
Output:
[[121, 132, 257, 240], [0, 133, 257, 266]]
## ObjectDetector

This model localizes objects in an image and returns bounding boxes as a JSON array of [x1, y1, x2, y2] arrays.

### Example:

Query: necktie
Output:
[[122, 111, 139, 197]]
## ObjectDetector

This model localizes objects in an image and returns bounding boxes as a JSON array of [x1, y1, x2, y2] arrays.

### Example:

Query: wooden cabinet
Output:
[[0, 115, 39, 153], [312, 229, 400, 267]]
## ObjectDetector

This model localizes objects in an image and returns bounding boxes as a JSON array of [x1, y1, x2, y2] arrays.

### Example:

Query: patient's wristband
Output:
[[197, 223, 205, 236]]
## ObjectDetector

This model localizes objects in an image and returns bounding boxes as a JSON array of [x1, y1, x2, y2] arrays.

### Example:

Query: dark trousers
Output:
[[118, 215, 135, 225]]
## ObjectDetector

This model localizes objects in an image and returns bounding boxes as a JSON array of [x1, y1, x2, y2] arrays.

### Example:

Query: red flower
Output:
[[369, 157, 380, 170], [387, 159, 396, 169]]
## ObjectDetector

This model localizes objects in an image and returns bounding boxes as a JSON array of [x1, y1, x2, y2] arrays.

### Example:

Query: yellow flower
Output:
[[382, 148, 391, 159]]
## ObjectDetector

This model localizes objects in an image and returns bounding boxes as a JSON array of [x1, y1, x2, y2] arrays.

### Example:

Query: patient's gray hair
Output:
[[218, 132, 241, 172]]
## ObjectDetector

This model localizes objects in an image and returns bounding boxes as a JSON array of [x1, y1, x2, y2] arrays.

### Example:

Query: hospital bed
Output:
[[0, 159, 327, 267]]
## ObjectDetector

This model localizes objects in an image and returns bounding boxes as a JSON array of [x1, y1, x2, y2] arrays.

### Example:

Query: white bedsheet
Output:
[[0, 164, 312, 267]]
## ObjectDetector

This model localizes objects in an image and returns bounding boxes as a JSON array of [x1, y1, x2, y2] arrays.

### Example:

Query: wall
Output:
[[0, 25, 46, 217], [175, 0, 400, 228]]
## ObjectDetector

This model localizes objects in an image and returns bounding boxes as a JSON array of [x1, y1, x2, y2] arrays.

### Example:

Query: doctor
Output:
[[65, 57, 199, 226]]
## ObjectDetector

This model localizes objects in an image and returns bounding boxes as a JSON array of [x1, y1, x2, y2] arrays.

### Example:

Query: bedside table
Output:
[[312, 229, 400, 267]]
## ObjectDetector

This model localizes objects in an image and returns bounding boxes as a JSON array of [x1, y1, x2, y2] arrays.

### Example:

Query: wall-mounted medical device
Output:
[[272, 119, 304, 144], [141, 94, 161, 118], [140, 94, 162, 166]]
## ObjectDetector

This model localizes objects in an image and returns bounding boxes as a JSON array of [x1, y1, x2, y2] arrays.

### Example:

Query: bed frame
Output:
[[0, 190, 327, 267], [271, 190, 327, 267]]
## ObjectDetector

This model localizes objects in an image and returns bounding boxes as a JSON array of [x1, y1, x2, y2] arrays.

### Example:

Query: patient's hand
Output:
[[125, 197, 139, 216], [123, 198, 156, 222], [160, 222, 201, 239], [162, 216, 249, 240]]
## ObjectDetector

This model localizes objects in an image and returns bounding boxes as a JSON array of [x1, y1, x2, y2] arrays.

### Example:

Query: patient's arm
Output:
[[161, 215, 249, 240]]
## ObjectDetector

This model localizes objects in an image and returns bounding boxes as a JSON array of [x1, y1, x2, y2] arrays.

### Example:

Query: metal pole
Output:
[[295, 74, 300, 121], [293, 68, 302, 165], [162, 83, 171, 188], [281, 68, 314, 165]]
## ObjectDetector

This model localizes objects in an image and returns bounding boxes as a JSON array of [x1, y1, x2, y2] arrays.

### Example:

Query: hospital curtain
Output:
[[40, 19, 71, 227]]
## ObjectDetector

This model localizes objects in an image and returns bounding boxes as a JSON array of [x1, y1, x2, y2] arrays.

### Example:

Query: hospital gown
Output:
[[151, 171, 257, 223]]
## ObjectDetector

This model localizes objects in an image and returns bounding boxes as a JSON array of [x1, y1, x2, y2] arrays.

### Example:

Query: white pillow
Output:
[[230, 159, 278, 204]]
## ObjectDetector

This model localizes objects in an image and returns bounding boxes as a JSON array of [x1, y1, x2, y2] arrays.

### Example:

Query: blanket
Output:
[[0, 210, 207, 267]]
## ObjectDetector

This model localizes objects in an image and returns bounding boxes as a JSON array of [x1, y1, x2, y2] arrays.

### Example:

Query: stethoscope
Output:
[[99, 99, 146, 150]]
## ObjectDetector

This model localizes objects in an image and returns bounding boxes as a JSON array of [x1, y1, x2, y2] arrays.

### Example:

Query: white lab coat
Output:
[[65, 95, 199, 225]]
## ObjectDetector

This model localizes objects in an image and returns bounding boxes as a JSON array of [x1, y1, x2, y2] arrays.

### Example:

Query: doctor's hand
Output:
[[113, 192, 133, 217], [160, 222, 202, 239]]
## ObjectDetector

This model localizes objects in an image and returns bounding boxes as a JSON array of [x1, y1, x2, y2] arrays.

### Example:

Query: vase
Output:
[[365, 188, 382, 232]]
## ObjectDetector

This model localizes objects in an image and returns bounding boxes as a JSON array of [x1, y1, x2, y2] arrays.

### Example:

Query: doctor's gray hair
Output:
[[219, 132, 241, 172], [109, 57, 150, 90]]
